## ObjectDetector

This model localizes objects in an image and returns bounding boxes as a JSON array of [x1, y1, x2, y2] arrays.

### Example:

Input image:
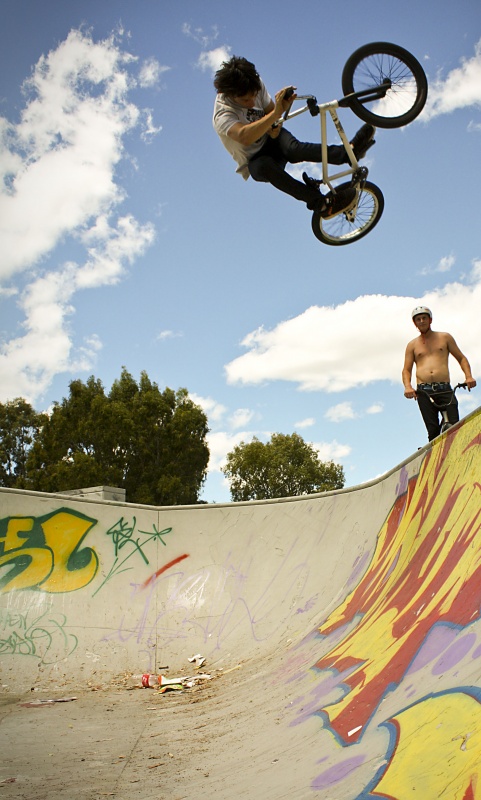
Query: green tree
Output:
[[222, 432, 344, 501], [24, 376, 129, 492], [25, 368, 210, 505], [0, 399, 46, 488]]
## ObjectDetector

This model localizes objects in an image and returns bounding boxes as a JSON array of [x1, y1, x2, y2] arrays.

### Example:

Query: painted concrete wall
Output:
[[1, 408, 481, 798], [0, 450, 419, 687]]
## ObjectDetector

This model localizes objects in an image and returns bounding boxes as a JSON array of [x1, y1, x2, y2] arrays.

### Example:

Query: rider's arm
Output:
[[402, 343, 417, 399], [447, 335, 477, 389], [227, 89, 292, 146]]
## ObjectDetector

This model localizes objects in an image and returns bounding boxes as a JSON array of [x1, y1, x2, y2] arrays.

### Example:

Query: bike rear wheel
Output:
[[342, 42, 428, 128], [311, 181, 384, 246]]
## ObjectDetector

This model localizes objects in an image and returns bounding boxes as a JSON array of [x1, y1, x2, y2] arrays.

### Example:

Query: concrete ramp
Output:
[[1, 409, 481, 798]]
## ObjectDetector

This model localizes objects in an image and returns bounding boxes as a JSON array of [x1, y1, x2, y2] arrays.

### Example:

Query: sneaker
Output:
[[350, 124, 376, 159], [320, 186, 356, 218], [302, 171, 322, 190]]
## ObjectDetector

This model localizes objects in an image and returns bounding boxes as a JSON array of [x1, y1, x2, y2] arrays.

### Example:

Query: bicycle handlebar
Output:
[[415, 382, 469, 410]]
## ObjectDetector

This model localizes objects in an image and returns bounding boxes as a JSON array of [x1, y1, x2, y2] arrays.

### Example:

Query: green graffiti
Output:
[[0, 508, 99, 593], [0, 608, 78, 663], [92, 517, 172, 595]]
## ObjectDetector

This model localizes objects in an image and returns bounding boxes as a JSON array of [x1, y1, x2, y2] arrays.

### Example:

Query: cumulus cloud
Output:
[[325, 402, 357, 423], [420, 253, 455, 276], [0, 213, 153, 403], [294, 417, 315, 429], [325, 401, 383, 422], [0, 29, 160, 403], [423, 38, 481, 120], [189, 393, 227, 423], [157, 329, 183, 341], [206, 430, 255, 472], [225, 265, 481, 393], [229, 408, 256, 429], [366, 403, 384, 415], [138, 57, 169, 88], [197, 46, 232, 74], [313, 440, 352, 461]]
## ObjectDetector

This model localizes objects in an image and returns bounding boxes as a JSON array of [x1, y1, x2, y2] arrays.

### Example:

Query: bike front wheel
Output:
[[342, 42, 428, 128], [311, 181, 384, 246]]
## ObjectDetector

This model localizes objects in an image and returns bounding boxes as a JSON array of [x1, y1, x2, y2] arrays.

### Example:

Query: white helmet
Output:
[[411, 305, 432, 319]]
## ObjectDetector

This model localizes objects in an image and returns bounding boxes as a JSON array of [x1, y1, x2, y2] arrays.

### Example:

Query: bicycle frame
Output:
[[280, 81, 390, 194]]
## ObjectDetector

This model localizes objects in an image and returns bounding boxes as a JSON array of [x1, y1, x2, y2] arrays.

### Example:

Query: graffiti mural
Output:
[[1, 409, 480, 798], [0, 508, 99, 592], [286, 418, 481, 797]]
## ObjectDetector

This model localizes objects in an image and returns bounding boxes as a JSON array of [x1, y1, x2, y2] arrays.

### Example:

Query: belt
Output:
[[417, 382, 451, 391]]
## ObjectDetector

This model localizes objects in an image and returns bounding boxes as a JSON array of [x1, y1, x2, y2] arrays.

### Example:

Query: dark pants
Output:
[[417, 382, 459, 441], [248, 128, 348, 205]]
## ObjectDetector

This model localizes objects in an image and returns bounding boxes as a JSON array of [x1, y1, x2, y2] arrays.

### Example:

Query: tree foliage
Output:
[[0, 399, 46, 488], [222, 432, 344, 501], [19, 368, 209, 505]]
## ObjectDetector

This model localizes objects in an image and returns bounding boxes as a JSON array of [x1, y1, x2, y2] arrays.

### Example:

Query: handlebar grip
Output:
[[284, 87, 295, 101]]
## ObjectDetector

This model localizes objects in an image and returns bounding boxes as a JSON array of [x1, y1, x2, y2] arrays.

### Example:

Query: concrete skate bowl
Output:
[[1, 407, 481, 799]]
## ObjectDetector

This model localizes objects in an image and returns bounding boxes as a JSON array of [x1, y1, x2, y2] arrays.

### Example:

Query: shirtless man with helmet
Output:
[[402, 306, 476, 441]]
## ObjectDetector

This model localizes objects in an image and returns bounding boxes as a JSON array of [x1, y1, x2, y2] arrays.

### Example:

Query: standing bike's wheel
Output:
[[311, 181, 384, 246], [342, 42, 428, 128]]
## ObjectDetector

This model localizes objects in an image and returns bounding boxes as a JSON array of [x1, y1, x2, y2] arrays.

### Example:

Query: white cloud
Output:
[[229, 408, 255, 429], [225, 266, 481, 393], [325, 402, 357, 423], [420, 253, 455, 276], [0, 29, 159, 403], [423, 38, 481, 120], [206, 430, 255, 472], [189, 393, 227, 423], [294, 417, 315, 429], [313, 440, 352, 461], [0, 286, 17, 299], [138, 57, 169, 88], [197, 47, 232, 74], [468, 120, 481, 133], [366, 403, 383, 415], [458, 391, 478, 414], [157, 329, 183, 341], [182, 23, 219, 49]]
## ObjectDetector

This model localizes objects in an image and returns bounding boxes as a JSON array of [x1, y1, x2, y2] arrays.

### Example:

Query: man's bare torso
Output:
[[411, 331, 451, 383]]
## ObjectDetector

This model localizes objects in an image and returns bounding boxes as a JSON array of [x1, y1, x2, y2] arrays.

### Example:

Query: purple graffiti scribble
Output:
[[348, 550, 370, 585], [396, 465, 409, 497], [312, 755, 366, 789], [472, 643, 481, 659], [295, 596, 318, 614], [432, 633, 476, 675], [289, 665, 358, 728], [103, 535, 321, 659], [406, 625, 458, 675]]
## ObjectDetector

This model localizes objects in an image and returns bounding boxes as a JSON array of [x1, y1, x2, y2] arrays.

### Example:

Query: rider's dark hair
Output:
[[214, 56, 262, 97]]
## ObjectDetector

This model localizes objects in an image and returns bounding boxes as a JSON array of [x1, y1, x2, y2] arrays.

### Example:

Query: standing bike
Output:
[[280, 42, 428, 245], [416, 382, 469, 435]]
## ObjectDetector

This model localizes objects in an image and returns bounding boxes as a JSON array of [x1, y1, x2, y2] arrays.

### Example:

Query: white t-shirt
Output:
[[213, 80, 273, 180]]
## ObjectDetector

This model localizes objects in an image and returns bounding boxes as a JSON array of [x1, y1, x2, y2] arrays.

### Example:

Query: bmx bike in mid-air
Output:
[[279, 42, 428, 245]]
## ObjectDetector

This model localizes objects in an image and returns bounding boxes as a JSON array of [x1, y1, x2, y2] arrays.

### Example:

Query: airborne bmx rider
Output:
[[213, 56, 376, 218]]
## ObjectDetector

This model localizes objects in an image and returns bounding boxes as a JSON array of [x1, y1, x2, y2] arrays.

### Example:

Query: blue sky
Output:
[[1, 0, 480, 503]]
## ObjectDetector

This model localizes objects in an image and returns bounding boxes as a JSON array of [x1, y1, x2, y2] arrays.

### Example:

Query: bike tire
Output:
[[311, 181, 384, 246], [342, 42, 428, 129]]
